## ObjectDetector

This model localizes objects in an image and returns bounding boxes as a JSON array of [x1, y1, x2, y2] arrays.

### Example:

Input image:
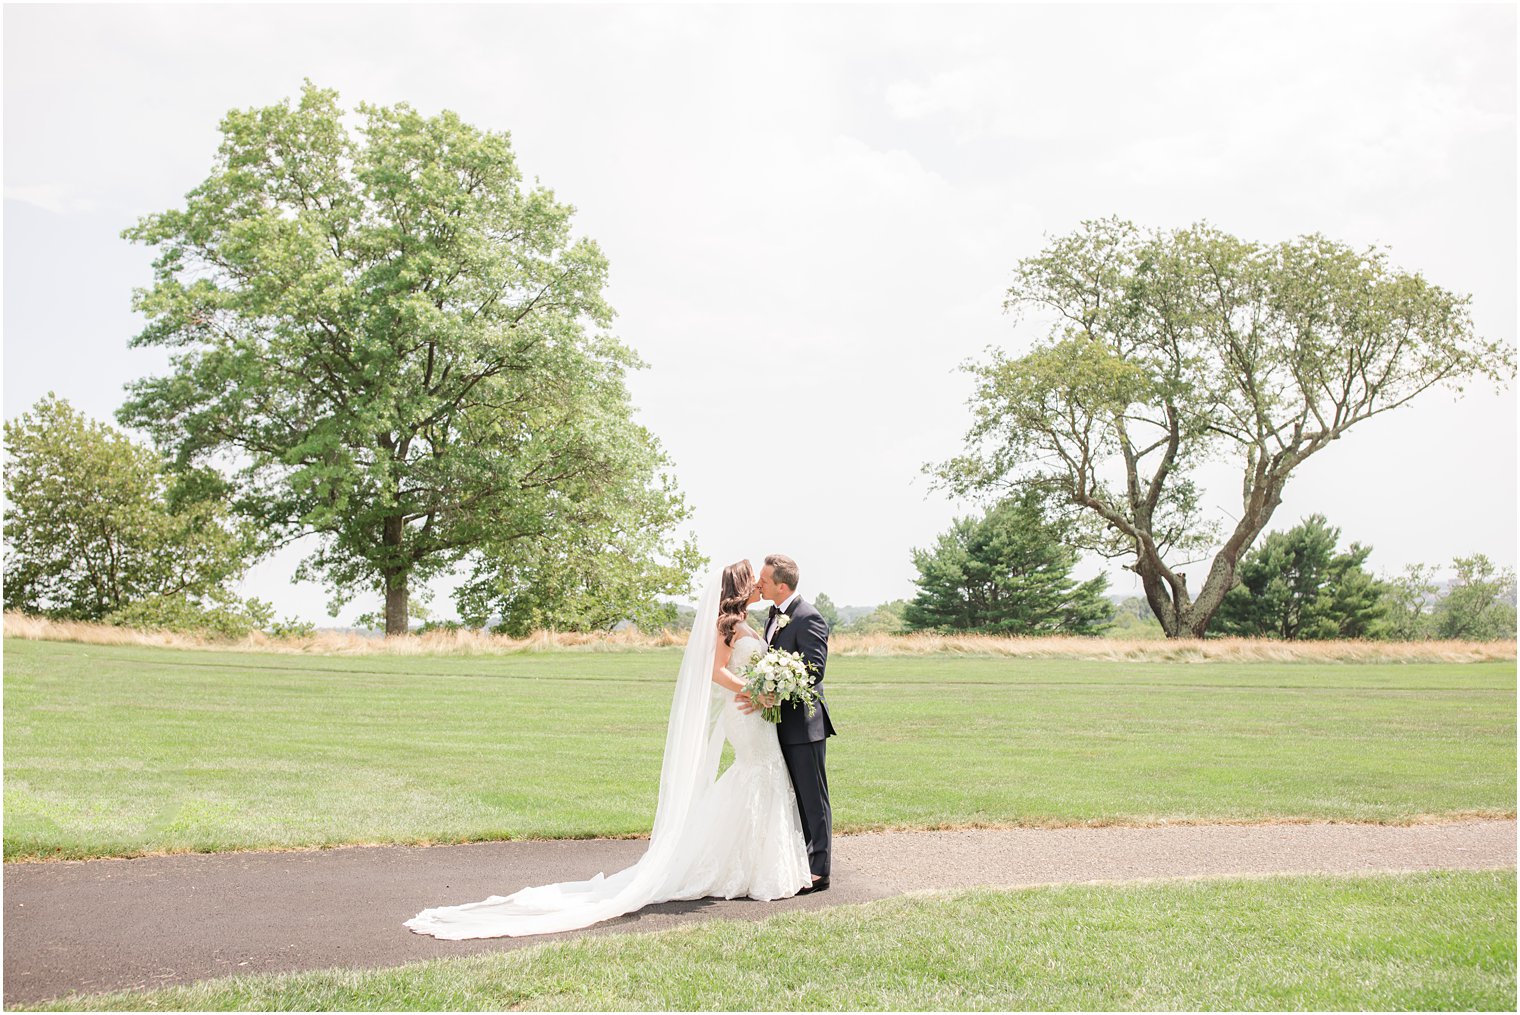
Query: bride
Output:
[[404, 559, 813, 939]]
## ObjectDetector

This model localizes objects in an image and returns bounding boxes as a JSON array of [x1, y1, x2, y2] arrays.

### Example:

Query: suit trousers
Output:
[[779, 738, 831, 878]]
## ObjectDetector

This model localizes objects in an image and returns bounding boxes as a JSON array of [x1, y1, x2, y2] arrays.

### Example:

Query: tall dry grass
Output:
[[0, 612, 686, 656], [3, 611, 1513, 663], [830, 631, 1516, 663]]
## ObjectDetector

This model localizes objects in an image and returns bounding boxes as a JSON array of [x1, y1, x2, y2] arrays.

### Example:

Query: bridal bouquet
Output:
[[741, 648, 819, 724]]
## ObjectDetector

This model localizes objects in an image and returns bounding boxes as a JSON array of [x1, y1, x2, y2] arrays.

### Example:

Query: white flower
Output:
[[775, 614, 792, 630], [739, 646, 820, 724]]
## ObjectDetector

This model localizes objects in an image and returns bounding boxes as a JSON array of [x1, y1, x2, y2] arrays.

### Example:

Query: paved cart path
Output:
[[4, 819, 1514, 1007]]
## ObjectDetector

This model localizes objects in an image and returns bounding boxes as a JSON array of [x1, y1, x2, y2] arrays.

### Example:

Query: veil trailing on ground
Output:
[[404, 568, 729, 939]]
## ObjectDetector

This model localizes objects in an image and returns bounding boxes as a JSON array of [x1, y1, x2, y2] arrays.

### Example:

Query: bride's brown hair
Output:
[[718, 560, 758, 647]]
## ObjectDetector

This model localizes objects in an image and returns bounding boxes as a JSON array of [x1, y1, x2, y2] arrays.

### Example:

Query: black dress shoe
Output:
[[796, 877, 830, 895]]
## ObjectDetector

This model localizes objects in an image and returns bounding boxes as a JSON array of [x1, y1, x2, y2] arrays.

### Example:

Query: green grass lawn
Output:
[[18, 869, 1516, 1011], [3, 639, 1514, 859]]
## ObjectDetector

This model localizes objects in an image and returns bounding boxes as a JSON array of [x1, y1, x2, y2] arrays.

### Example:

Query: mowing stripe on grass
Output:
[[5, 639, 1513, 859]]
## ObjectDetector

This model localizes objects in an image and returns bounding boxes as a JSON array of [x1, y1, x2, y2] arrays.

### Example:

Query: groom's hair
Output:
[[765, 554, 799, 591]]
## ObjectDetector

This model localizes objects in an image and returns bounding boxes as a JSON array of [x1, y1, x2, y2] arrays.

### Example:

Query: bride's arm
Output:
[[710, 633, 747, 693]]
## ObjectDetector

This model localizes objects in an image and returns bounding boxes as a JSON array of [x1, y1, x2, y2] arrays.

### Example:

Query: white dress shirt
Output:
[[766, 590, 800, 643]]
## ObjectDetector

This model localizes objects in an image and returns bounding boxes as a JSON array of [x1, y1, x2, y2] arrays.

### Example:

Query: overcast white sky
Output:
[[4, 2, 1516, 624]]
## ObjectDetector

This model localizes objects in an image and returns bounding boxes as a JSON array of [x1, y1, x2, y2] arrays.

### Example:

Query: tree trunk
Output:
[[1180, 609, 1212, 639], [1143, 478, 1287, 639], [1145, 552, 1243, 639], [382, 514, 409, 637], [385, 572, 409, 637], [1138, 568, 1184, 638]]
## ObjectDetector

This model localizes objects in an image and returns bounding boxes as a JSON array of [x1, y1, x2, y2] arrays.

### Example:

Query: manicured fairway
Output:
[[3, 639, 1514, 859], [17, 870, 1516, 1011]]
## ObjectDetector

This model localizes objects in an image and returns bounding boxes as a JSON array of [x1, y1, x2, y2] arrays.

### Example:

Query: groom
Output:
[[738, 553, 837, 894]]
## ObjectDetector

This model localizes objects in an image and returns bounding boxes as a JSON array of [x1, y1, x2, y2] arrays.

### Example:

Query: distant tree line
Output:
[[1214, 515, 1514, 641], [8, 397, 1511, 643], [848, 500, 1513, 641]]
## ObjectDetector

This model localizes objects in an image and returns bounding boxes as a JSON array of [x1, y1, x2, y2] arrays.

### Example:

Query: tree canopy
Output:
[[3, 394, 260, 624], [1431, 555, 1517, 641], [934, 218, 1514, 637], [116, 81, 700, 635]]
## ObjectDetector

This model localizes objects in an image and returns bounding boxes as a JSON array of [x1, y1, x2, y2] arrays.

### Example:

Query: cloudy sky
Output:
[[4, 2, 1515, 623]]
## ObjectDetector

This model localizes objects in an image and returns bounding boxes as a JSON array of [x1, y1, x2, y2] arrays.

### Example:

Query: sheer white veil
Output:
[[404, 567, 729, 939]]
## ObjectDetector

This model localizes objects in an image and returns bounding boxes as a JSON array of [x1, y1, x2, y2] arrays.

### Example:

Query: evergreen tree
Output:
[[1213, 515, 1388, 639], [905, 492, 1111, 635]]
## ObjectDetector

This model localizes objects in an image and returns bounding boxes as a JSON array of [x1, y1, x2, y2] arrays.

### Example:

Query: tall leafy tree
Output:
[[1213, 514, 1387, 639], [3, 394, 259, 621], [1432, 554, 1516, 640], [117, 82, 700, 635], [905, 491, 1112, 635], [1381, 563, 1442, 640], [934, 218, 1513, 637]]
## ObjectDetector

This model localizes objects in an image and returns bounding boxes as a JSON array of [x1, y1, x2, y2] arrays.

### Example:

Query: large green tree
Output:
[[3, 394, 259, 622], [117, 82, 699, 635], [934, 218, 1513, 638], [905, 491, 1112, 635], [1212, 514, 1387, 639]]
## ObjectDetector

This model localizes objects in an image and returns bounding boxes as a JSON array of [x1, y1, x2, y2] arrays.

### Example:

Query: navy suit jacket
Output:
[[766, 596, 837, 745]]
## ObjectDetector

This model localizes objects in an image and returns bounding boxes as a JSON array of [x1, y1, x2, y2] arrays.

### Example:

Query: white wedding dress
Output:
[[665, 634, 813, 902], [403, 575, 812, 940]]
